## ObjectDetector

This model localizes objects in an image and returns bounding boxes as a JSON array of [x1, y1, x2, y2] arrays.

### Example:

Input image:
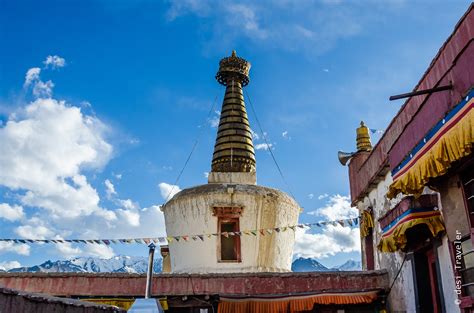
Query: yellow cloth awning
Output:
[[387, 95, 473, 199], [82, 298, 168, 310], [81, 298, 135, 310], [378, 208, 445, 252]]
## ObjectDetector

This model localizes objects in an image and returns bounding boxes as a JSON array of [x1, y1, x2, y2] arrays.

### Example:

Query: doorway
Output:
[[406, 224, 444, 312]]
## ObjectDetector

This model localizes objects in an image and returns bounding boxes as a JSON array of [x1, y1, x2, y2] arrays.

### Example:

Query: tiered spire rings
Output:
[[211, 51, 256, 173]]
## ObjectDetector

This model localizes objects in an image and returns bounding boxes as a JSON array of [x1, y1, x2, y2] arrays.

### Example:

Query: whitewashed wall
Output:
[[438, 235, 461, 313], [357, 172, 459, 313], [162, 184, 300, 273]]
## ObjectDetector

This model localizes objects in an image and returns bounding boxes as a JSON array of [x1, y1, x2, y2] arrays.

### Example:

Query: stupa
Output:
[[162, 51, 301, 273]]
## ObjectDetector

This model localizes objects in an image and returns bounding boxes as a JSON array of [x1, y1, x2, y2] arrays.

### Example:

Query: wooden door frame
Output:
[[217, 217, 241, 263], [410, 238, 446, 313]]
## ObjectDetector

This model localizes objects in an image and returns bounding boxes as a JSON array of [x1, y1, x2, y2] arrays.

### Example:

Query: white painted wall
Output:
[[162, 183, 300, 273], [438, 235, 461, 313], [357, 172, 459, 312], [389, 257, 416, 312], [358, 174, 412, 311]]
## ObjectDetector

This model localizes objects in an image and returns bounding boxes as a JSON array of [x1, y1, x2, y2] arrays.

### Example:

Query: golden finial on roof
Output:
[[356, 121, 372, 152]]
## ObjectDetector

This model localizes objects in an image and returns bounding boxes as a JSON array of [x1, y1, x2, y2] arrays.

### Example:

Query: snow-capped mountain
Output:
[[8, 255, 162, 273], [291, 257, 329, 272], [291, 257, 362, 272], [7, 256, 359, 273], [334, 259, 362, 271]]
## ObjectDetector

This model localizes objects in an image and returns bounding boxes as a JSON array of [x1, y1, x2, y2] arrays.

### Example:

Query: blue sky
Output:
[[0, 0, 471, 270]]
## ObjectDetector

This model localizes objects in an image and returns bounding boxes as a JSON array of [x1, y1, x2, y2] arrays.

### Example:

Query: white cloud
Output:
[[77, 204, 167, 241], [307, 193, 314, 200], [308, 194, 358, 220], [24, 60, 60, 99], [204, 172, 209, 178], [94, 207, 117, 221], [255, 143, 273, 151], [208, 110, 220, 128], [0, 241, 30, 256], [105, 179, 117, 199], [10, 200, 167, 259], [54, 242, 115, 259], [208, 117, 219, 128], [251, 130, 274, 150], [43, 55, 66, 69], [127, 205, 166, 237], [32, 80, 54, 98], [15, 224, 54, 239], [55, 242, 82, 258], [294, 194, 361, 259], [0, 98, 114, 220], [84, 244, 115, 259], [250, 129, 260, 140], [113, 173, 122, 180], [0, 60, 171, 261], [118, 199, 136, 210], [282, 130, 291, 140], [0, 260, 21, 271], [24, 68, 41, 87], [54, 241, 115, 259], [80, 101, 92, 109], [224, 3, 267, 39], [117, 209, 140, 227], [12, 202, 166, 259], [164, 1, 390, 55], [0, 203, 24, 221], [158, 182, 181, 201], [168, 1, 267, 41], [166, 0, 211, 21], [323, 68, 330, 73], [294, 225, 361, 258], [318, 193, 329, 200]]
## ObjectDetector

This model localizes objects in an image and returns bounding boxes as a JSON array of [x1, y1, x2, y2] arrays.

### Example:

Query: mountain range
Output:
[[291, 257, 362, 272], [4, 255, 162, 273], [1, 256, 359, 273]]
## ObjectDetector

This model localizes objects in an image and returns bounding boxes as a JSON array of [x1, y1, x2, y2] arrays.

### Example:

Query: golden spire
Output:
[[211, 51, 256, 173], [356, 121, 372, 152]]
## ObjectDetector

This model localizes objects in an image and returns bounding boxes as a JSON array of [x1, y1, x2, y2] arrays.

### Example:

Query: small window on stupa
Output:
[[218, 218, 241, 262]]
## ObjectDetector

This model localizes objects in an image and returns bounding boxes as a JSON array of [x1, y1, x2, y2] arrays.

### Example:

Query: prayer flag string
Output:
[[0, 217, 360, 245]]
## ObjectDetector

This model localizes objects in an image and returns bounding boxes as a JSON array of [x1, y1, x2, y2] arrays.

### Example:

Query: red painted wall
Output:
[[0, 271, 389, 297]]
